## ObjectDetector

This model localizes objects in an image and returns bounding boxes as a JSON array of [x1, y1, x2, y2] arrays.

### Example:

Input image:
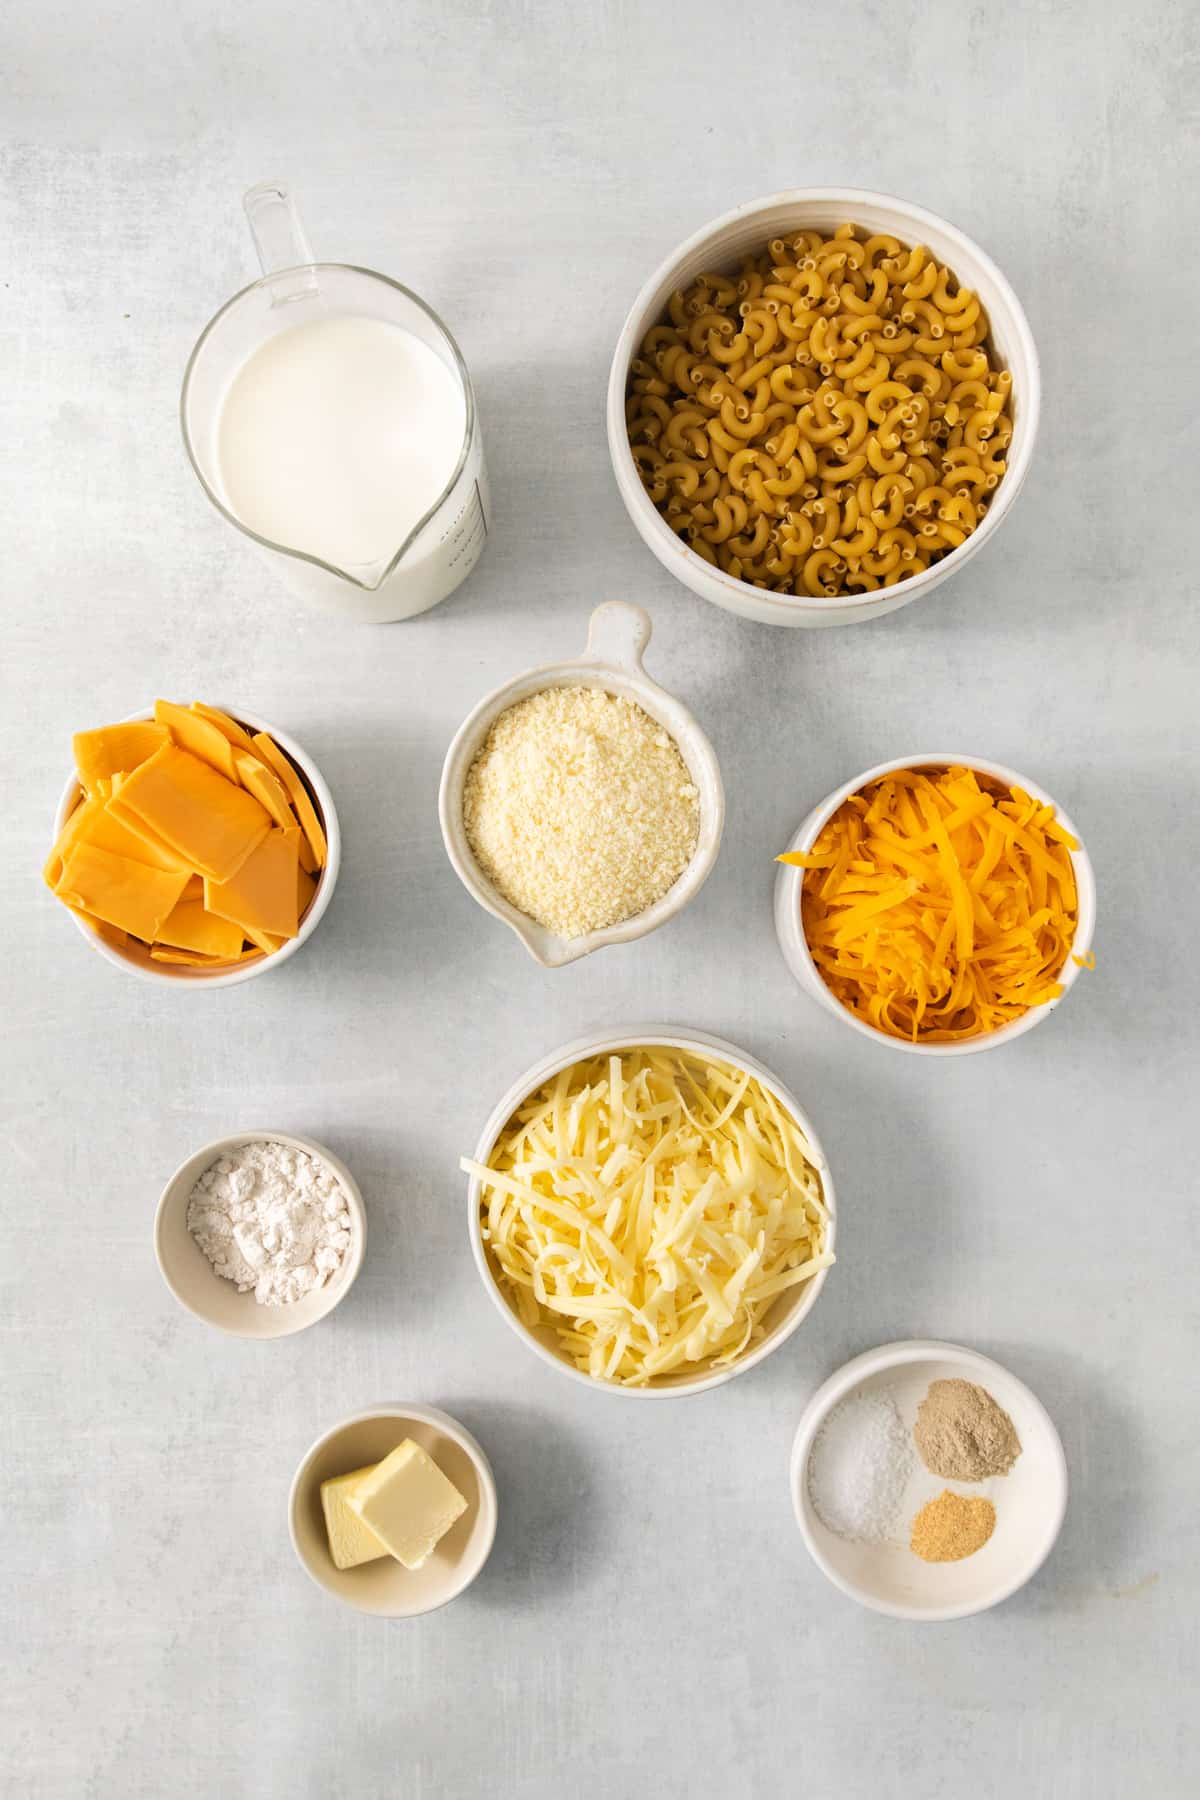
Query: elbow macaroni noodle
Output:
[[625, 225, 1014, 599]]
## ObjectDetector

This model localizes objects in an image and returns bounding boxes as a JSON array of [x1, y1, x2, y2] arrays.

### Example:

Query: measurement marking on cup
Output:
[[446, 485, 488, 573]]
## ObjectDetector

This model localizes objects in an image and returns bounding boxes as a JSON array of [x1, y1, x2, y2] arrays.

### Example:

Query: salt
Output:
[[807, 1390, 914, 1542]]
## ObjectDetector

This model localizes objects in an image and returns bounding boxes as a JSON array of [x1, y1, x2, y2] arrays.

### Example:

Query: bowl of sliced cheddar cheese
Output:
[[463, 1029, 836, 1396], [46, 699, 339, 985], [773, 754, 1096, 1054]]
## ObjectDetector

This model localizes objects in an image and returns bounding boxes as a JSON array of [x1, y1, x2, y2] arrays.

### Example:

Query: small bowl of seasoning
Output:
[[774, 754, 1096, 1055], [790, 1339, 1067, 1620], [438, 601, 724, 966], [154, 1131, 366, 1338]]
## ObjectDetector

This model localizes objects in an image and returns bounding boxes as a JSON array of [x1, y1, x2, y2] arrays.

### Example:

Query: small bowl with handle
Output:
[[438, 601, 724, 966]]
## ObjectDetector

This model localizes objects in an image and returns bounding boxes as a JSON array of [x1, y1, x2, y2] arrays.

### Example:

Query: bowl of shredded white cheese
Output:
[[154, 1131, 366, 1337], [463, 1027, 836, 1395], [438, 602, 724, 966]]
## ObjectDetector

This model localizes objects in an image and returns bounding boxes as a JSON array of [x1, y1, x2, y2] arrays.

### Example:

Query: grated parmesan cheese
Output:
[[462, 684, 700, 940], [463, 1047, 832, 1386]]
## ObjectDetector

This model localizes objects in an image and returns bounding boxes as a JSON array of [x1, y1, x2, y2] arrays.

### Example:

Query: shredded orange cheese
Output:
[[778, 766, 1081, 1043]]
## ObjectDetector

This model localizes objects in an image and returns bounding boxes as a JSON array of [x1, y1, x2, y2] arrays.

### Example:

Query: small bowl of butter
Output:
[[289, 1404, 498, 1616]]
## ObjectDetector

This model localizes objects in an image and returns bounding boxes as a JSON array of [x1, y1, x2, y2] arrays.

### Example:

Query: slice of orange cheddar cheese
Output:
[[297, 864, 317, 919], [104, 775, 194, 872], [55, 842, 190, 942], [189, 701, 259, 757], [233, 748, 296, 831], [43, 792, 186, 887], [46, 700, 326, 969], [204, 826, 300, 941], [242, 925, 287, 956], [155, 896, 246, 961], [115, 743, 271, 883], [252, 732, 327, 869], [153, 699, 238, 781], [73, 721, 168, 797]]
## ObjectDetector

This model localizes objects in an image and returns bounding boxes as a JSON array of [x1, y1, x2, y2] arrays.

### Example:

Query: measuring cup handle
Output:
[[243, 183, 319, 299], [584, 602, 652, 672]]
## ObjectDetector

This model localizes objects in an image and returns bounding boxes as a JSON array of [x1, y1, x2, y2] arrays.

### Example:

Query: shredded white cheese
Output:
[[463, 1048, 832, 1386], [461, 684, 700, 940]]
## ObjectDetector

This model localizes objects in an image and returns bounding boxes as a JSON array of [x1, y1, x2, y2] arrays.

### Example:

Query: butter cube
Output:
[[320, 1464, 389, 1571], [347, 1439, 468, 1570]]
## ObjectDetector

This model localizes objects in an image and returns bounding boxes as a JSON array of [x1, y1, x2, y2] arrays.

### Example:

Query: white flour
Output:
[[186, 1139, 353, 1306]]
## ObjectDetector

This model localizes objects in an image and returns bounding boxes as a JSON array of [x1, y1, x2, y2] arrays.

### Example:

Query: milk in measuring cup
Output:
[[215, 314, 468, 575]]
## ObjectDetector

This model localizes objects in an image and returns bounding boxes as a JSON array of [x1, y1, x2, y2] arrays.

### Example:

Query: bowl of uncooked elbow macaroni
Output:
[[606, 188, 1040, 628]]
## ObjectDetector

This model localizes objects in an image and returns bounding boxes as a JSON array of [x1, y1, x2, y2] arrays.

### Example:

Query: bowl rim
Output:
[[51, 703, 341, 988], [154, 1129, 366, 1338], [773, 751, 1097, 1056], [465, 1025, 836, 1396], [789, 1337, 1069, 1621], [606, 186, 1041, 622], [287, 1402, 499, 1616], [437, 602, 725, 967]]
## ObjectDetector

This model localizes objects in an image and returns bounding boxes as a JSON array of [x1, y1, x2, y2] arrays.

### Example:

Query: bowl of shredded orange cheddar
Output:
[[46, 699, 339, 986], [774, 756, 1095, 1053]]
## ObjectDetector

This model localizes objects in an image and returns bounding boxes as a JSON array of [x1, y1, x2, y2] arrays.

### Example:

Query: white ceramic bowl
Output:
[[791, 1339, 1068, 1620], [774, 753, 1096, 1056], [607, 188, 1040, 627], [288, 1404, 498, 1617], [466, 1027, 835, 1395], [154, 1131, 366, 1338], [438, 601, 724, 966], [51, 704, 340, 987]]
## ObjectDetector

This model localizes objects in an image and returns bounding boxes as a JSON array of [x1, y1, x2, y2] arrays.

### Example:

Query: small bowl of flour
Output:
[[155, 1132, 366, 1337]]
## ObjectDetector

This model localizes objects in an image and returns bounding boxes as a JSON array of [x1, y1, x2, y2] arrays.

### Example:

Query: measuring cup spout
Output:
[[340, 552, 394, 590]]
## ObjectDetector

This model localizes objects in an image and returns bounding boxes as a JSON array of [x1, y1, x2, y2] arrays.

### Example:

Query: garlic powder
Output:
[[462, 684, 700, 939]]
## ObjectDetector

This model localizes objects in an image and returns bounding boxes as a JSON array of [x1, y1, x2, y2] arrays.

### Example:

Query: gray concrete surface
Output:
[[3, 2, 1196, 1795]]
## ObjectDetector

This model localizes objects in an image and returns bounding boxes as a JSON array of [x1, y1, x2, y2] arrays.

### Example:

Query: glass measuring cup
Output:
[[181, 185, 489, 623]]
